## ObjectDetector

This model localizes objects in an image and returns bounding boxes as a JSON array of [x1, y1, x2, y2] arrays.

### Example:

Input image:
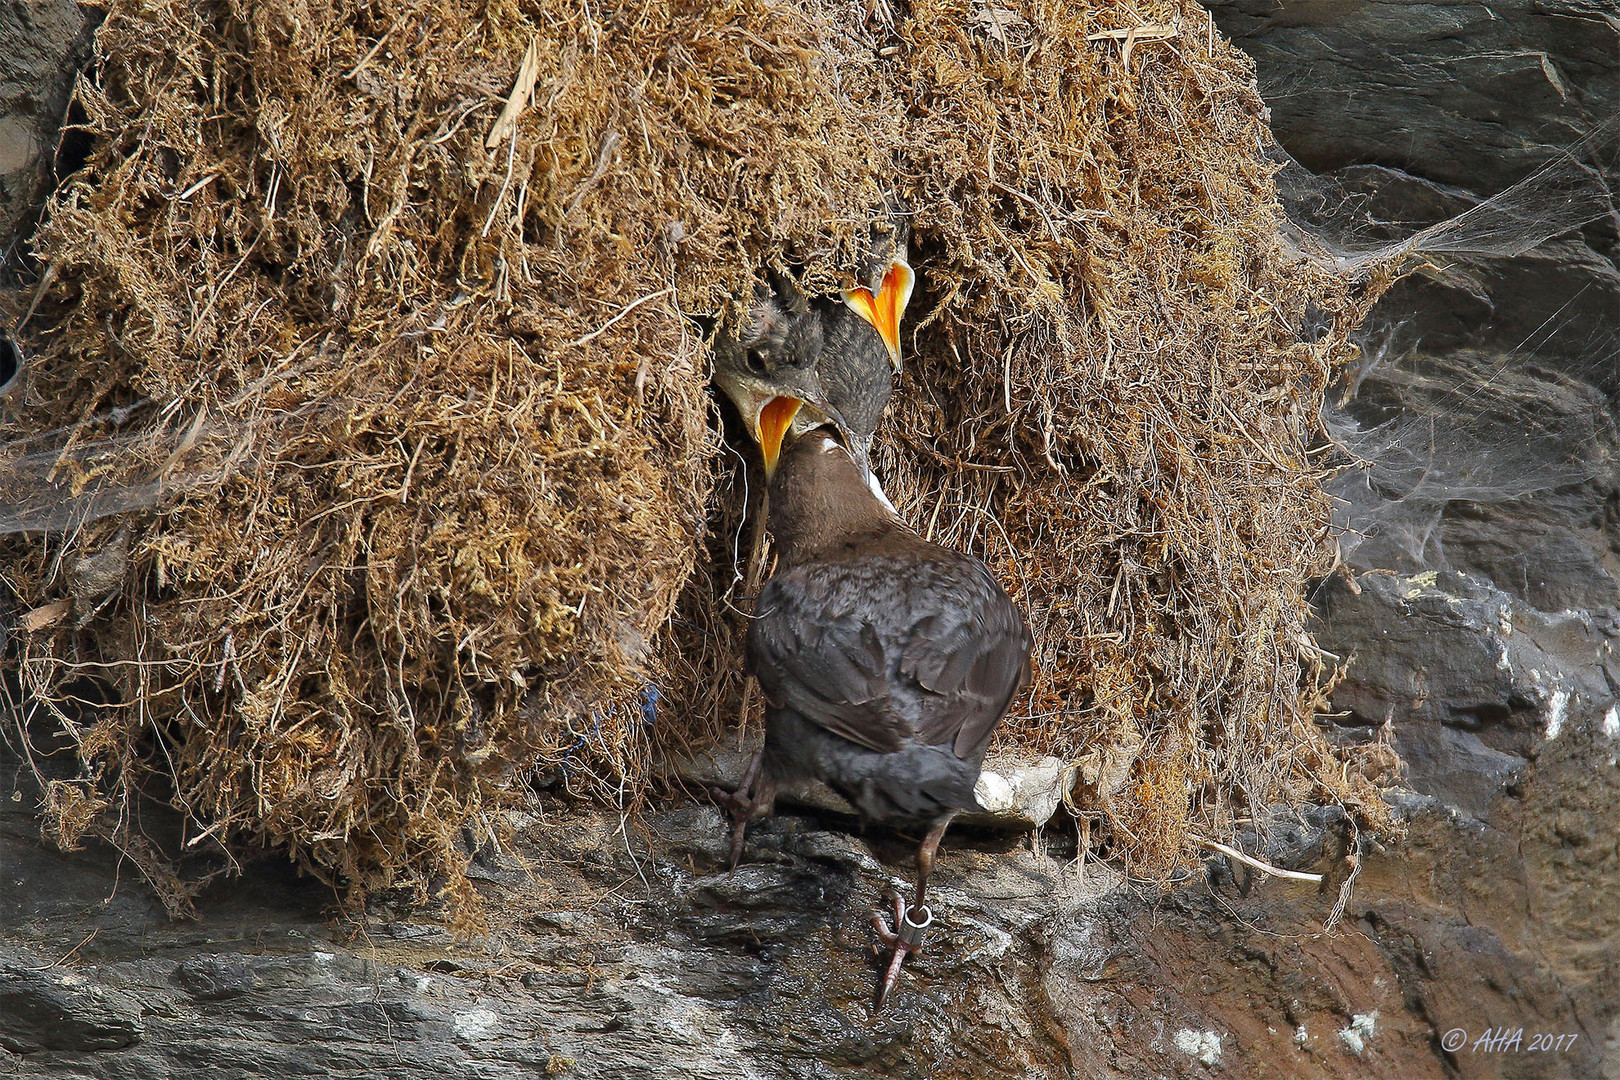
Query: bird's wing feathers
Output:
[[749, 552, 1029, 757], [898, 567, 1032, 757], [749, 568, 907, 753]]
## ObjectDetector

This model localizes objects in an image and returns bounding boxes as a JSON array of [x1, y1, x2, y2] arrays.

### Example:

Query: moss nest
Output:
[[1, 0, 1392, 917]]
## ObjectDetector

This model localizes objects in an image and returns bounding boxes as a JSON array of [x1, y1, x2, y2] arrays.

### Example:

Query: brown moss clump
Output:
[[3, 0, 1391, 911]]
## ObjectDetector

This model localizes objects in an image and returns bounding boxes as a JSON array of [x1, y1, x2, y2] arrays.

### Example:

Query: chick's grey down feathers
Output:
[[712, 273, 895, 455], [749, 435, 1032, 825], [710, 210, 910, 460]]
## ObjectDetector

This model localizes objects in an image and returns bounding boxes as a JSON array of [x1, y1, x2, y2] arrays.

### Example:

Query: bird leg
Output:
[[870, 890, 933, 1010], [710, 745, 769, 872], [870, 812, 956, 1009]]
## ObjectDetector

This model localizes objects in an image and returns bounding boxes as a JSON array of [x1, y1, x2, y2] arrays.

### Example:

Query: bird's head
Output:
[[840, 247, 914, 374], [712, 248, 913, 478], [711, 273, 841, 478]]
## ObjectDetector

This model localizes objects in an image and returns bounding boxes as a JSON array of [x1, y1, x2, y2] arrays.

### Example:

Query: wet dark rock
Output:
[[1205, 0, 1618, 192], [1198, 17, 1618, 1072], [1441, 500, 1620, 615], [0, 953, 144, 1053], [1225, 804, 1348, 879], [1316, 568, 1618, 815], [671, 744, 1071, 832], [680, 863, 848, 947], [1209, 9, 1620, 804], [378, 921, 455, 944], [172, 956, 257, 1001], [0, 1, 91, 243]]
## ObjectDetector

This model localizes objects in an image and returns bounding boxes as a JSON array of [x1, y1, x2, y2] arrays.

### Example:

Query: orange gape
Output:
[[758, 395, 803, 475], [841, 258, 915, 371]]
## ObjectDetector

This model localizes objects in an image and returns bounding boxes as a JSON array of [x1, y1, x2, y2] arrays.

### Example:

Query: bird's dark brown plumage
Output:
[[748, 433, 1031, 827], [728, 430, 1031, 1008], [707, 218, 1022, 1007]]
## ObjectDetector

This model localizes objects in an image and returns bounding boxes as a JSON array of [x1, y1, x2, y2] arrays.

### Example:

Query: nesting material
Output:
[[3, 0, 1389, 913]]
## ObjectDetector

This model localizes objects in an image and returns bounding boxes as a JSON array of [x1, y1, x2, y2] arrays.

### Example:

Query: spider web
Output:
[[1276, 118, 1620, 571]]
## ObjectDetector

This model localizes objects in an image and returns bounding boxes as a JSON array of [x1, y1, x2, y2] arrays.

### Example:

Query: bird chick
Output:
[[711, 253, 911, 475]]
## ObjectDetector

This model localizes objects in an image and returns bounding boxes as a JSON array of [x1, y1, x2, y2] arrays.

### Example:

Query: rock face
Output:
[[1316, 569, 1618, 816], [3, 747, 1613, 1080], [0, 959, 144, 1053], [0, 2, 90, 243], [1204, 0, 1619, 614], [1206, 2, 1620, 1078], [1207, 0, 1619, 607], [1204, 0, 1619, 192]]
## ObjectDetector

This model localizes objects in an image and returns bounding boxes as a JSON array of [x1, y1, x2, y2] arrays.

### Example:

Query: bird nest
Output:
[[2, 0, 1394, 919]]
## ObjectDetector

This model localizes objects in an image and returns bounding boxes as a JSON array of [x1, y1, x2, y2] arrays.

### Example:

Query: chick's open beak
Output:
[[757, 395, 802, 478], [713, 366, 830, 475], [841, 256, 915, 372]]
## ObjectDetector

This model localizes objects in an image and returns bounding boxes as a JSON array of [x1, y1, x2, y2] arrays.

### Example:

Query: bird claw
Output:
[[870, 891, 934, 1009], [708, 786, 752, 873], [869, 890, 906, 948]]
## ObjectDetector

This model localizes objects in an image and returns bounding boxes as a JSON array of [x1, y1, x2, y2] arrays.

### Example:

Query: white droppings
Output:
[[1602, 706, 1618, 740], [1496, 645, 1512, 673], [974, 770, 1016, 813], [1174, 1029, 1223, 1065], [454, 1008, 500, 1040], [1339, 1011, 1377, 1055], [1293, 1025, 1309, 1046], [1545, 689, 1569, 740]]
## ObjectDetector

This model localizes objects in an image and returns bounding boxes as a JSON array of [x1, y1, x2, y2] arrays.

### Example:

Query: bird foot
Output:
[[708, 786, 755, 873], [870, 889, 934, 1009]]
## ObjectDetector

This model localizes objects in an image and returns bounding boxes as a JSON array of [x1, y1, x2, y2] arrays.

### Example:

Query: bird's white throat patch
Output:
[[866, 469, 898, 516]]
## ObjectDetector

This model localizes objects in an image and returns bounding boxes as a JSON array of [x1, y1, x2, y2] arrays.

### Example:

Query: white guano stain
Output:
[[1339, 1011, 1378, 1055], [1544, 689, 1570, 740], [1173, 1029, 1223, 1065], [973, 770, 1016, 813], [454, 1009, 500, 1040]]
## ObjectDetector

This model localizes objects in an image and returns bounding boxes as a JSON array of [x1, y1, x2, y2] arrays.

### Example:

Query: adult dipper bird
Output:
[[708, 238, 912, 848], [717, 413, 1032, 1009]]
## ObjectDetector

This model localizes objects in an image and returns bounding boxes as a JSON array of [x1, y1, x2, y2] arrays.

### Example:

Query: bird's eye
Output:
[[745, 350, 768, 375]]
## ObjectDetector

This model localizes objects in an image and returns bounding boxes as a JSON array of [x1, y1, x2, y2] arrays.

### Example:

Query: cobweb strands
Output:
[[1295, 120, 1620, 570], [1275, 114, 1620, 279]]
